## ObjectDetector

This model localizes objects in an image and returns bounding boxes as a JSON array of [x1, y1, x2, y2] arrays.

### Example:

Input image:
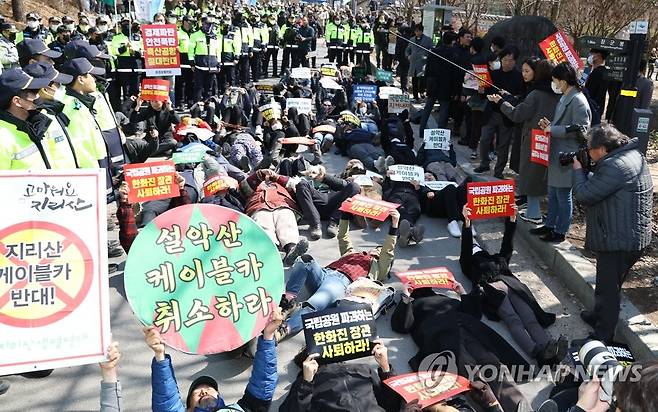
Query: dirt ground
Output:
[[1, 0, 83, 28], [567, 136, 658, 325]]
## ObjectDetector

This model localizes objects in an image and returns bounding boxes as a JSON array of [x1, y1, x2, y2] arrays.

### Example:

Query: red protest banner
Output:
[[124, 160, 180, 203], [539, 31, 583, 70], [530, 129, 550, 167], [466, 180, 515, 220], [395, 267, 456, 290], [142, 24, 181, 76], [384, 372, 471, 409], [339, 194, 399, 221], [472, 64, 491, 87], [203, 175, 238, 197], [141, 78, 170, 102]]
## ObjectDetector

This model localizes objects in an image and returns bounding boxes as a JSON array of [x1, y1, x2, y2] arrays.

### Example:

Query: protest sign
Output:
[[352, 84, 378, 103], [376, 69, 393, 82], [203, 175, 238, 197], [366, 170, 383, 180], [471, 64, 491, 87], [302, 305, 377, 364], [463, 73, 479, 90], [352, 66, 367, 81], [0, 170, 110, 375], [388, 94, 411, 113], [570, 341, 635, 368], [172, 151, 207, 165], [467, 180, 516, 220], [312, 124, 337, 134], [319, 76, 342, 90], [388, 165, 424, 183], [339, 110, 361, 127], [379, 86, 403, 99], [530, 129, 550, 167], [124, 160, 179, 203], [286, 98, 313, 115], [395, 267, 456, 290], [353, 174, 373, 187], [539, 31, 583, 70], [142, 24, 181, 77], [423, 181, 458, 191], [423, 129, 451, 150], [384, 372, 471, 409], [124, 204, 284, 354], [339, 194, 399, 221], [320, 65, 338, 77], [255, 83, 274, 94], [291, 67, 311, 79], [281, 137, 316, 145], [258, 102, 282, 121], [141, 78, 170, 102]]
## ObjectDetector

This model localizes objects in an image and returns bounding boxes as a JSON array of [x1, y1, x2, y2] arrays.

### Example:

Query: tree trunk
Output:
[[11, 0, 25, 22]]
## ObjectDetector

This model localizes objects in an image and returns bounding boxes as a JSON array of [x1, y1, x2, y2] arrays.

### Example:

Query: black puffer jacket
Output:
[[573, 138, 653, 252]]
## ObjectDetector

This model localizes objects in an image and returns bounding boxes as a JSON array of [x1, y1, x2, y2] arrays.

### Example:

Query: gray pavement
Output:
[[1, 43, 592, 411]]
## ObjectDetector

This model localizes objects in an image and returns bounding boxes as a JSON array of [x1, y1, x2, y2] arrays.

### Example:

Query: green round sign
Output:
[[124, 204, 284, 354]]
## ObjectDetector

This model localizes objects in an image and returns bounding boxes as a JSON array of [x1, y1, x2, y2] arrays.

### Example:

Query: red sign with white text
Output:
[[203, 175, 238, 198], [142, 24, 181, 76], [384, 372, 471, 409], [539, 31, 583, 70], [339, 194, 399, 221], [140, 79, 170, 102], [530, 129, 550, 167], [395, 267, 456, 290], [472, 64, 491, 87], [123, 160, 179, 203], [466, 180, 515, 220]]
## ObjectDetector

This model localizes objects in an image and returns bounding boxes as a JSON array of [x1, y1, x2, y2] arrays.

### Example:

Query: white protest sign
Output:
[[0, 170, 110, 375], [379, 86, 402, 99], [259, 101, 282, 121], [423, 129, 451, 150], [353, 175, 374, 187], [388, 165, 424, 183], [366, 170, 383, 180], [286, 98, 313, 115], [424, 181, 458, 191], [291, 67, 312, 79], [388, 94, 411, 113]]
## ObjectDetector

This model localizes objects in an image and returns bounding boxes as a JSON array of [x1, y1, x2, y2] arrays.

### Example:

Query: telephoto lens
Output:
[[578, 340, 624, 402]]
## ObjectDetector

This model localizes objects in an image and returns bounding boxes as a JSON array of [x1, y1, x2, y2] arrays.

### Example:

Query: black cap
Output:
[[49, 16, 62, 23], [60, 57, 105, 77], [186, 376, 218, 408], [64, 40, 110, 60], [62, 15, 75, 24], [1, 22, 18, 33], [23, 61, 73, 85], [0, 69, 51, 103], [26, 12, 41, 21], [57, 25, 71, 34], [17, 38, 62, 60]]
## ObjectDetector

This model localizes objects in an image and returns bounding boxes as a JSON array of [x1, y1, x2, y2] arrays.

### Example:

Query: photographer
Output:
[[572, 124, 652, 342]]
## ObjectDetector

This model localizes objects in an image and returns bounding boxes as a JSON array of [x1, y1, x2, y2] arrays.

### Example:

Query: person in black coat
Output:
[[129, 97, 180, 157], [460, 204, 566, 365]]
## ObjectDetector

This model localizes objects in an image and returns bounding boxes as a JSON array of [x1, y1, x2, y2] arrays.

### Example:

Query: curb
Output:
[[460, 163, 658, 361]]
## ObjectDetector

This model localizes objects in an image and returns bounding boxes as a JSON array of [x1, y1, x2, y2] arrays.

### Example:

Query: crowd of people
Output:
[[0, 1, 656, 411]]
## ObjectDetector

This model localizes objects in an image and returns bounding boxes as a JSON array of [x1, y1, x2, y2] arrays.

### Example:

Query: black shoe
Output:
[[540, 231, 566, 243], [580, 310, 597, 328], [515, 196, 528, 208], [108, 243, 123, 258], [473, 165, 490, 174], [493, 173, 504, 179], [283, 239, 309, 266], [529, 226, 553, 236], [536, 339, 559, 365], [457, 138, 470, 146], [279, 294, 300, 319], [239, 155, 250, 172]]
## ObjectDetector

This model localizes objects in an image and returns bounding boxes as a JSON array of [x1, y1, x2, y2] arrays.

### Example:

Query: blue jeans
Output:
[[545, 186, 572, 235], [360, 120, 379, 134], [526, 195, 542, 220], [285, 259, 351, 335], [419, 98, 450, 137]]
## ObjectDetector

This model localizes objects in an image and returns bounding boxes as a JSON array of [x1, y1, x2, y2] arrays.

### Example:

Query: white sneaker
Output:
[[447, 220, 461, 237]]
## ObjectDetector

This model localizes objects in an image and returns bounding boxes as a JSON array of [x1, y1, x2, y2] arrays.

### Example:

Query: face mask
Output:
[[27, 21, 39, 30], [79, 24, 89, 31], [5, 32, 16, 42], [66, 24, 75, 31], [50, 24, 60, 32], [54, 86, 66, 102], [98, 24, 108, 33], [271, 122, 282, 131], [587, 55, 594, 65], [551, 81, 563, 94], [62, 34, 71, 42], [167, 17, 177, 24], [490, 60, 501, 71], [358, 106, 367, 114]]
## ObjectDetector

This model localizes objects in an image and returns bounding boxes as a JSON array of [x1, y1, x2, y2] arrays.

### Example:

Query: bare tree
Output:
[[445, 0, 490, 31], [557, 0, 654, 37], [12, 0, 25, 21]]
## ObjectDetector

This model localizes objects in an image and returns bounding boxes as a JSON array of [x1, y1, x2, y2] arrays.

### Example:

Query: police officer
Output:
[[189, 15, 221, 101], [111, 18, 142, 101], [250, 14, 267, 81], [16, 12, 50, 44], [325, 14, 345, 65], [176, 15, 195, 108], [354, 20, 374, 71], [0, 23, 20, 71], [280, 14, 298, 74], [48, 25, 72, 57], [218, 17, 240, 94], [235, 13, 253, 86], [263, 15, 279, 77], [17, 38, 61, 67], [47, 16, 62, 43], [76, 14, 91, 40], [0, 68, 52, 169]]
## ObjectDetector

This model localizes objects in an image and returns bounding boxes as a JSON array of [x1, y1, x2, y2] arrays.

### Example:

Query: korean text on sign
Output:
[[530, 129, 550, 167], [384, 372, 471, 409], [142, 24, 181, 76], [140, 79, 170, 102], [539, 31, 583, 70], [466, 180, 516, 220], [123, 160, 180, 203], [423, 129, 451, 150], [388, 164, 424, 183], [302, 305, 377, 364], [395, 267, 455, 290], [339, 194, 399, 222]]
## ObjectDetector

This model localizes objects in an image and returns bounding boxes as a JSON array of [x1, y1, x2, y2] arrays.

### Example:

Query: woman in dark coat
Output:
[[491, 59, 560, 224]]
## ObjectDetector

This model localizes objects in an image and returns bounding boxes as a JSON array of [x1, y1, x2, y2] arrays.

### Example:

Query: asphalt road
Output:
[[0, 41, 591, 412]]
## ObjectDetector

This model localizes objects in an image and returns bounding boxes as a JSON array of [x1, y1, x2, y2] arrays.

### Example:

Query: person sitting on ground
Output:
[[129, 96, 180, 158], [239, 168, 309, 265], [295, 165, 361, 240], [275, 209, 400, 341], [421, 171, 470, 238], [279, 340, 400, 411], [355, 100, 381, 134], [144, 308, 283, 412], [382, 171, 425, 247], [460, 204, 566, 365]]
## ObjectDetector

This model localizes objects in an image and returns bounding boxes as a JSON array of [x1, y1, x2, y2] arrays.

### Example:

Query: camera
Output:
[[558, 125, 590, 169], [578, 340, 624, 402]]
